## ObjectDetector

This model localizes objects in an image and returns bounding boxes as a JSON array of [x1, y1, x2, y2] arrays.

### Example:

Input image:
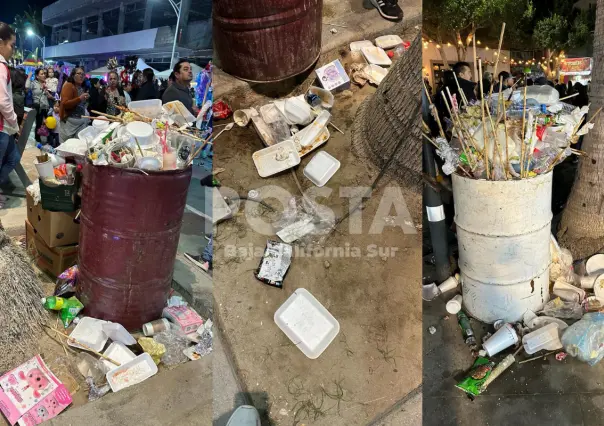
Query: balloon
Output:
[[45, 116, 57, 130]]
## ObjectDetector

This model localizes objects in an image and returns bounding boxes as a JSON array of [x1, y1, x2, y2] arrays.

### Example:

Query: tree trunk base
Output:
[[558, 211, 604, 259]]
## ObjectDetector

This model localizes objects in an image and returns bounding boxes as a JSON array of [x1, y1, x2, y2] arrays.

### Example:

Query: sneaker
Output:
[[226, 405, 261, 426], [364, 0, 404, 21], [184, 253, 211, 272]]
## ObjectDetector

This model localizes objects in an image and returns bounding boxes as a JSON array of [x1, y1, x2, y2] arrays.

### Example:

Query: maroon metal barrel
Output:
[[213, 0, 323, 82], [77, 165, 192, 330]]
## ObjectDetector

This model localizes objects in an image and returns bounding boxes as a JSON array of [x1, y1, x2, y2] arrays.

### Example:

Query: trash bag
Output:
[[540, 297, 584, 320], [561, 313, 604, 366]]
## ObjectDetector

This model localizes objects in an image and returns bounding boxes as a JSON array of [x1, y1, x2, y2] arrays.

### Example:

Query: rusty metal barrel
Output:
[[213, 0, 323, 82], [77, 165, 192, 330]]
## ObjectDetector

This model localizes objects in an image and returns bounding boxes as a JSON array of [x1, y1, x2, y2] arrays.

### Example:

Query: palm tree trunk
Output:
[[558, 0, 604, 258], [351, 31, 422, 192]]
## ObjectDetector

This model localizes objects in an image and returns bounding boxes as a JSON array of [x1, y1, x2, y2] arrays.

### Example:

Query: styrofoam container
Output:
[[102, 341, 136, 371], [586, 254, 604, 275], [126, 121, 154, 146], [253, 140, 301, 178], [527, 316, 568, 331], [349, 40, 374, 51], [274, 288, 340, 359], [482, 323, 518, 356], [303, 151, 340, 187], [553, 280, 586, 303], [128, 99, 163, 118], [77, 126, 100, 143], [594, 273, 604, 301], [361, 46, 392, 66], [106, 353, 158, 392], [68, 317, 109, 352], [522, 322, 563, 354], [364, 64, 389, 85], [34, 159, 54, 179], [102, 322, 136, 345], [92, 119, 110, 131], [375, 35, 404, 49]]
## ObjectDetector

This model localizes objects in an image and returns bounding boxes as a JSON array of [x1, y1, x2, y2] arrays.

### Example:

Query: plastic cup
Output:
[[234, 109, 256, 127], [142, 318, 170, 337], [35, 159, 54, 179], [438, 273, 460, 293], [483, 323, 519, 357], [581, 274, 598, 289], [446, 294, 463, 314]]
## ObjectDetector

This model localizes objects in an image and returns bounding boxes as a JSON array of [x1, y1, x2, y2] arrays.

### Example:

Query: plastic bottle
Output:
[[37, 143, 57, 155], [42, 296, 65, 311]]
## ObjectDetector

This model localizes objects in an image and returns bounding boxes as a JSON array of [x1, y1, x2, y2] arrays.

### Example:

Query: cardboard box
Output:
[[315, 59, 351, 92], [26, 220, 78, 278], [26, 193, 79, 248]]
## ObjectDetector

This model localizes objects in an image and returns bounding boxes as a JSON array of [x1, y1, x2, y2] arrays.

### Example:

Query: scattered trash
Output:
[[553, 279, 586, 303], [253, 140, 301, 178], [526, 316, 568, 332], [213, 100, 233, 120], [102, 342, 136, 371], [102, 322, 136, 346], [76, 352, 108, 385], [375, 34, 404, 49], [361, 46, 392, 66], [522, 323, 563, 354], [541, 297, 584, 320], [315, 59, 351, 92], [363, 64, 388, 86], [54, 265, 78, 297], [555, 352, 568, 361], [162, 305, 204, 334], [479, 353, 518, 393], [329, 28, 338, 34], [106, 353, 158, 392], [303, 151, 341, 187], [254, 241, 293, 289], [153, 330, 191, 366], [585, 253, 604, 276], [68, 317, 109, 352], [446, 295, 463, 314], [143, 318, 172, 337], [428, 326, 437, 335], [167, 295, 187, 307], [493, 320, 505, 331], [561, 312, 604, 366], [422, 283, 440, 301], [274, 288, 340, 359], [483, 323, 518, 357], [0, 355, 72, 425], [85, 376, 111, 402], [438, 273, 460, 294], [457, 311, 478, 351], [234, 108, 258, 127], [138, 337, 166, 365], [42, 296, 84, 328], [455, 357, 495, 396], [349, 40, 374, 51], [193, 329, 213, 358]]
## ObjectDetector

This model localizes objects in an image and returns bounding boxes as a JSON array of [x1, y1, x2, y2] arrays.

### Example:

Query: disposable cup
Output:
[[34, 159, 54, 179], [438, 273, 460, 293], [142, 318, 170, 337], [446, 294, 463, 314], [234, 109, 257, 127], [483, 323, 519, 357], [580, 275, 598, 289]]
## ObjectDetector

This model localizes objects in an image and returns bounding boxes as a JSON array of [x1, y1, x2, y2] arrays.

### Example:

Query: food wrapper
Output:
[[254, 240, 293, 288], [455, 357, 495, 396], [138, 337, 166, 365], [59, 297, 84, 328], [54, 265, 79, 297]]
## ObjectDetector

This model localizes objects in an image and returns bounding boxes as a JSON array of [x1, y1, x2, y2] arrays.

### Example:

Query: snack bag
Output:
[[455, 357, 495, 396]]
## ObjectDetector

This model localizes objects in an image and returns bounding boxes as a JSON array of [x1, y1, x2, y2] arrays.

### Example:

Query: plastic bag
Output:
[[549, 236, 574, 282], [455, 357, 495, 396], [85, 376, 111, 402], [153, 330, 190, 366], [561, 313, 604, 366], [138, 337, 166, 365], [54, 265, 79, 297], [540, 297, 584, 320]]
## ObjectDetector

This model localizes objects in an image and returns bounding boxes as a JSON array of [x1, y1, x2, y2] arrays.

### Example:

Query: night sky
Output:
[[0, 0, 55, 28]]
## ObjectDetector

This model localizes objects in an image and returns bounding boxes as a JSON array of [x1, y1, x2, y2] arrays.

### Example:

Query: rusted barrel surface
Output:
[[78, 165, 192, 330], [213, 0, 323, 82]]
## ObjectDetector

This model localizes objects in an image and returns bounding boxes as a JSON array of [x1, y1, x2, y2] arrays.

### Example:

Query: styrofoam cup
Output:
[[142, 318, 170, 337], [234, 109, 256, 127], [446, 294, 463, 314], [35, 159, 54, 179], [438, 273, 460, 293], [483, 323, 519, 357], [580, 275, 597, 289]]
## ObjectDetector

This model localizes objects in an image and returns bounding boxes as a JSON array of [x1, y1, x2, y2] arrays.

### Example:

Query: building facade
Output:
[[42, 0, 212, 71]]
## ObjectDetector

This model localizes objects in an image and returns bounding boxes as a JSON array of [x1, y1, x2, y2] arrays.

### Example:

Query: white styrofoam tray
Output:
[[303, 151, 340, 187], [68, 317, 109, 352], [375, 35, 403, 49], [274, 288, 340, 359], [253, 140, 301, 178], [361, 46, 392, 66], [106, 353, 158, 392], [102, 341, 137, 371], [349, 40, 374, 51]]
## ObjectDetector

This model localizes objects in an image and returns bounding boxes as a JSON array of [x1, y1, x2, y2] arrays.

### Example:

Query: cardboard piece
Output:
[[0, 355, 72, 425], [315, 60, 351, 92], [26, 220, 78, 278], [26, 193, 79, 248]]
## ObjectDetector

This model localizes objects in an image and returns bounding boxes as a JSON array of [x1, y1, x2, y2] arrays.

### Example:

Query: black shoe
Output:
[[364, 0, 403, 21]]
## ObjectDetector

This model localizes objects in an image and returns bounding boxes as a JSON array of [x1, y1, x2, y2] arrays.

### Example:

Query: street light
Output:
[[155, 0, 182, 69], [26, 29, 46, 62]]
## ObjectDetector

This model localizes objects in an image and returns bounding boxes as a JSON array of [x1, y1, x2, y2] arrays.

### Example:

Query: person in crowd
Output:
[[45, 66, 58, 107], [162, 60, 195, 115], [423, 77, 433, 96], [159, 72, 175, 100], [46, 101, 60, 148], [31, 68, 54, 142], [452, 61, 477, 103], [567, 81, 574, 98], [59, 67, 90, 143], [492, 71, 514, 93], [135, 68, 159, 101], [573, 82, 589, 108], [555, 80, 567, 99], [88, 77, 107, 116], [105, 71, 128, 116], [481, 71, 493, 97], [0, 23, 19, 206], [10, 67, 26, 126]]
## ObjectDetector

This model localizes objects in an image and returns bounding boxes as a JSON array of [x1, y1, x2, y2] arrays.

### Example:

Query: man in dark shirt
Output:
[[161, 59, 195, 115]]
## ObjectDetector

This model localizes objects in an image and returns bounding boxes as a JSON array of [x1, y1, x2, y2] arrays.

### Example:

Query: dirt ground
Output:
[[213, 79, 422, 425]]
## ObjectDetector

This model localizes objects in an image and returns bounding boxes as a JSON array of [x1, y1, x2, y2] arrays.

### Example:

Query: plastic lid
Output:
[[41, 297, 46, 304]]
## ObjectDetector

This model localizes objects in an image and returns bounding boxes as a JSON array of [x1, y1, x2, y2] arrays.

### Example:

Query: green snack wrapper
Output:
[[60, 296, 84, 328], [455, 357, 495, 396], [460, 153, 469, 166]]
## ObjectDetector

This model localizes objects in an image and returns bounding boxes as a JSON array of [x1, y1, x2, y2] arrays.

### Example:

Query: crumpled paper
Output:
[[138, 337, 166, 365], [434, 137, 460, 175], [26, 180, 41, 205]]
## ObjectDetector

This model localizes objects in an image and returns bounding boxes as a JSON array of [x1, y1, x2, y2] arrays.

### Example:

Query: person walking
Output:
[[31, 68, 54, 142], [46, 66, 58, 107], [162, 60, 196, 115], [105, 71, 128, 116], [135, 68, 159, 101], [0, 23, 19, 207], [88, 77, 107, 116], [59, 67, 90, 143], [10, 67, 26, 126]]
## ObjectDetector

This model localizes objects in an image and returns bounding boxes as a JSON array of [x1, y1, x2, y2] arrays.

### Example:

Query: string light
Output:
[[436, 44, 442, 49], [477, 40, 481, 45], [485, 46, 490, 51], [447, 42, 452, 47]]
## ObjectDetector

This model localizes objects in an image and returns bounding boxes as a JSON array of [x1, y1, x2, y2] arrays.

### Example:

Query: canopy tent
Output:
[[89, 66, 111, 77], [156, 63, 204, 79], [136, 58, 159, 74]]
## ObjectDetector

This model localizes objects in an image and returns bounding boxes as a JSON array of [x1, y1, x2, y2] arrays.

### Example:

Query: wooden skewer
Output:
[[488, 23, 506, 100], [484, 92, 507, 180], [43, 325, 121, 366], [81, 116, 117, 122], [520, 85, 527, 177], [559, 93, 579, 102], [422, 132, 440, 148], [452, 73, 468, 107], [518, 350, 559, 364], [502, 82, 510, 177], [91, 110, 122, 121], [441, 91, 473, 168], [444, 87, 482, 165], [472, 36, 478, 83], [328, 122, 345, 135], [423, 79, 446, 139]]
